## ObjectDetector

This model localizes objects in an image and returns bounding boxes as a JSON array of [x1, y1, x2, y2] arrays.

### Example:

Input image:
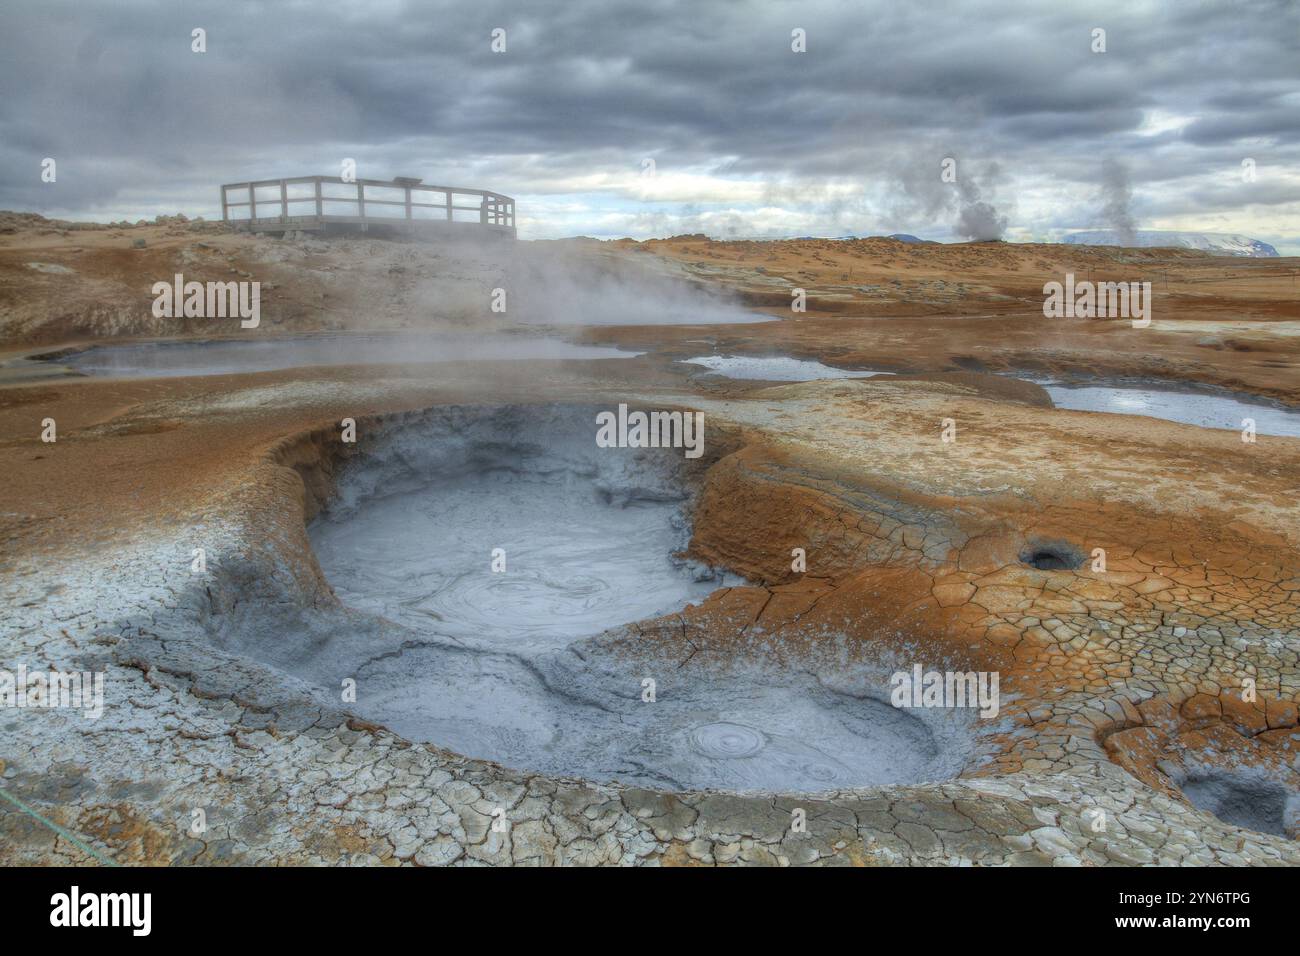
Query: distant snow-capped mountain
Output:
[[1062, 230, 1278, 257], [782, 234, 937, 242]]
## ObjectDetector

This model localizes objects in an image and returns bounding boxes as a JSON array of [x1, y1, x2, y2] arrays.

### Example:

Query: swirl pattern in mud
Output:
[[689, 722, 767, 759]]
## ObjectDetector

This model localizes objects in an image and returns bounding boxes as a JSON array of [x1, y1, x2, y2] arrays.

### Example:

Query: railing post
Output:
[[220, 185, 228, 222], [280, 180, 288, 223], [445, 190, 452, 221], [314, 178, 322, 218], [405, 186, 412, 220], [249, 184, 256, 223], [357, 181, 365, 219]]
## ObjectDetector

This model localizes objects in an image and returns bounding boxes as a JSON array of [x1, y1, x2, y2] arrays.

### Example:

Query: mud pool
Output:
[[1175, 764, 1300, 839], [309, 445, 723, 651], [273, 404, 979, 793]]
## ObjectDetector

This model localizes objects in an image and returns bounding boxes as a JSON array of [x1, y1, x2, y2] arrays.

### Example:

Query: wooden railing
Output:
[[220, 176, 515, 237]]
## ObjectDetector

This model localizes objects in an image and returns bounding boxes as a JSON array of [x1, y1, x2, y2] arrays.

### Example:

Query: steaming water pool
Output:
[[46, 332, 637, 378], [277, 404, 976, 792], [683, 354, 882, 381]]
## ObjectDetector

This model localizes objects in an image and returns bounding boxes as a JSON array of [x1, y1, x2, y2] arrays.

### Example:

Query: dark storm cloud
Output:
[[1, 0, 1297, 242]]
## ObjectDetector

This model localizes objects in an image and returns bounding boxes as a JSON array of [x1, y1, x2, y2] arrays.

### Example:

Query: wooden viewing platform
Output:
[[220, 175, 516, 238]]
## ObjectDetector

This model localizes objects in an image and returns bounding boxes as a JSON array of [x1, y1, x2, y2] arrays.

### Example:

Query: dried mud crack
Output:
[[5, 365, 1300, 866]]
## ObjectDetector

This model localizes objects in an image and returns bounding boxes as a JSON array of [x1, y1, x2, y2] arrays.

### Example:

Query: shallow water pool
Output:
[[1028, 378, 1300, 438], [49, 332, 637, 378], [683, 354, 881, 381]]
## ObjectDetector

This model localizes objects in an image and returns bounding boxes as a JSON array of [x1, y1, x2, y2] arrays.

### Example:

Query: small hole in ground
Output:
[[1019, 540, 1085, 571]]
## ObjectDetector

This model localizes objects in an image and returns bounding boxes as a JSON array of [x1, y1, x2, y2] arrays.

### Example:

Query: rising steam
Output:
[[890, 157, 1010, 241], [1099, 158, 1137, 247]]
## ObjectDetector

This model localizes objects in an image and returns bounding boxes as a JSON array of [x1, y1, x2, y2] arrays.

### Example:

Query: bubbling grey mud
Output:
[[223, 404, 979, 793], [309, 418, 721, 649]]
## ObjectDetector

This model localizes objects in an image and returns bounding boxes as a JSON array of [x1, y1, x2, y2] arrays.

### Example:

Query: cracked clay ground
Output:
[[4, 355, 1300, 866]]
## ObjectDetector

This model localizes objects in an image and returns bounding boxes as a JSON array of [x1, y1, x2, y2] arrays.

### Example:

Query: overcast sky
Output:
[[3, 0, 1298, 249]]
